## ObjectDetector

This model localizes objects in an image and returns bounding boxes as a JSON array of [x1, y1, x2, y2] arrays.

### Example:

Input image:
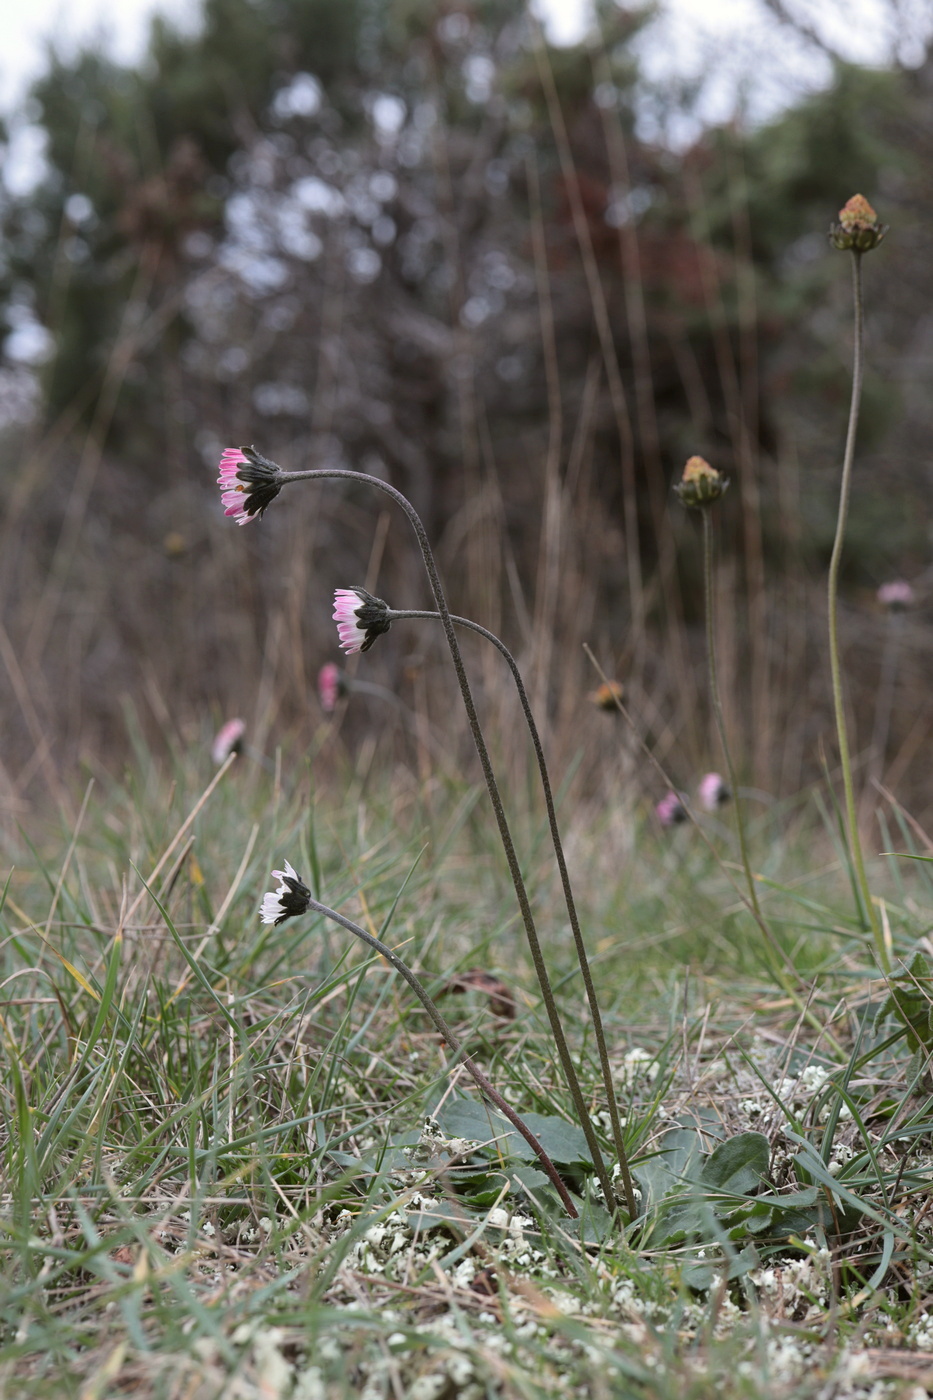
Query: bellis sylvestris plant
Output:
[[825, 196, 888, 961], [656, 791, 687, 827], [317, 662, 344, 713], [877, 580, 915, 613], [215, 444, 638, 1219], [260, 861, 312, 926], [211, 717, 246, 765], [674, 453, 765, 932], [830, 194, 887, 254], [333, 587, 393, 654], [217, 445, 283, 524], [673, 455, 728, 510], [589, 680, 624, 712], [257, 858, 579, 1217], [698, 772, 730, 812]]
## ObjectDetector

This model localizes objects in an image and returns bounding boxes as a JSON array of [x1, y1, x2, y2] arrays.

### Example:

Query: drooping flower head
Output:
[[333, 587, 392, 654], [212, 717, 246, 764], [217, 445, 284, 525], [698, 772, 730, 811], [674, 455, 729, 510], [830, 195, 887, 253], [317, 662, 346, 713], [589, 680, 624, 712], [877, 579, 915, 613], [260, 861, 312, 926], [656, 791, 688, 828]]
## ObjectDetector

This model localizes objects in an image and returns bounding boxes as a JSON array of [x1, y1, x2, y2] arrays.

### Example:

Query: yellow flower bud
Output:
[[830, 194, 887, 253], [674, 456, 729, 510]]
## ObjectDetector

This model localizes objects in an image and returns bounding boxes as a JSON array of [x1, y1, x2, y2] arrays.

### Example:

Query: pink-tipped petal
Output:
[[333, 589, 367, 653], [212, 717, 246, 764], [333, 589, 362, 622]]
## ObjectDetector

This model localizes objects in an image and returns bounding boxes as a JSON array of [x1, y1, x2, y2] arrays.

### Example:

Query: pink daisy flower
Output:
[[217, 445, 283, 525], [877, 579, 915, 612], [212, 717, 246, 764], [656, 791, 687, 828], [333, 587, 392, 654], [698, 772, 730, 811], [317, 662, 345, 713]]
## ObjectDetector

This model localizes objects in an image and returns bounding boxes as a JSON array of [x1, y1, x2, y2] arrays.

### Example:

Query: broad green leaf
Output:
[[699, 1132, 770, 1196], [682, 1245, 759, 1291], [436, 1100, 591, 1165]]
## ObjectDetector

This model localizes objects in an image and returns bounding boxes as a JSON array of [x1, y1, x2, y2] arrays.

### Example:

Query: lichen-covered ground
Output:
[[3, 759, 933, 1398]]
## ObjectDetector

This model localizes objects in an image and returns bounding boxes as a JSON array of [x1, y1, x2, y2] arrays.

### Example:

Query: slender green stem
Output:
[[388, 608, 637, 1217], [701, 513, 826, 1008], [826, 252, 883, 959], [282, 468, 618, 1212], [701, 510, 761, 921], [303, 894, 578, 1217]]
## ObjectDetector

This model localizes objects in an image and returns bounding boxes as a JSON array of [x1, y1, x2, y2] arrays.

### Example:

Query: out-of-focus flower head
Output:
[[217, 445, 283, 525], [317, 662, 347, 713], [698, 772, 730, 811], [212, 717, 246, 764], [333, 587, 392, 654], [589, 680, 624, 712], [877, 579, 915, 613], [674, 456, 728, 510], [260, 861, 312, 926], [656, 791, 688, 828], [830, 195, 887, 253]]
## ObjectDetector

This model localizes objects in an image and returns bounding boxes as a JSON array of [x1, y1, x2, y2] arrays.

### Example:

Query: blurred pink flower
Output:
[[656, 791, 687, 828], [877, 579, 915, 612], [217, 445, 283, 525], [333, 587, 392, 654], [212, 717, 246, 764], [698, 772, 730, 811], [318, 662, 344, 713]]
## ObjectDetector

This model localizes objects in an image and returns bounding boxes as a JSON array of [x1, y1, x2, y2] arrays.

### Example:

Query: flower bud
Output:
[[830, 194, 887, 253], [674, 456, 728, 510], [589, 680, 624, 712]]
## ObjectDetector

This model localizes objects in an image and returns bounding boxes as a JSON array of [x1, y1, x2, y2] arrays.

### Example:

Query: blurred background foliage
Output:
[[1, 0, 932, 821]]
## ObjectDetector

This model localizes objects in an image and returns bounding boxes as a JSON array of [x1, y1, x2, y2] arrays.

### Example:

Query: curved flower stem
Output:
[[388, 607, 637, 1218], [281, 468, 618, 1213], [303, 894, 578, 1217], [827, 252, 883, 959], [701, 511, 761, 923]]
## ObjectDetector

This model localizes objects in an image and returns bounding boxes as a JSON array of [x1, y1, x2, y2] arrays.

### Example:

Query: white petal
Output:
[[260, 892, 284, 924]]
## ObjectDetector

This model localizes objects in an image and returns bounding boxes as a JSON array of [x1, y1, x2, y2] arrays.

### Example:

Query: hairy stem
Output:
[[826, 252, 883, 959], [283, 468, 618, 1212], [389, 607, 637, 1217], [303, 894, 578, 1217], [701, 511, 761, 921]]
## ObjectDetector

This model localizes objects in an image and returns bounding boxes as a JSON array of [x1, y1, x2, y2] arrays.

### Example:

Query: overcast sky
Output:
[[0, 0, 927, 133]]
